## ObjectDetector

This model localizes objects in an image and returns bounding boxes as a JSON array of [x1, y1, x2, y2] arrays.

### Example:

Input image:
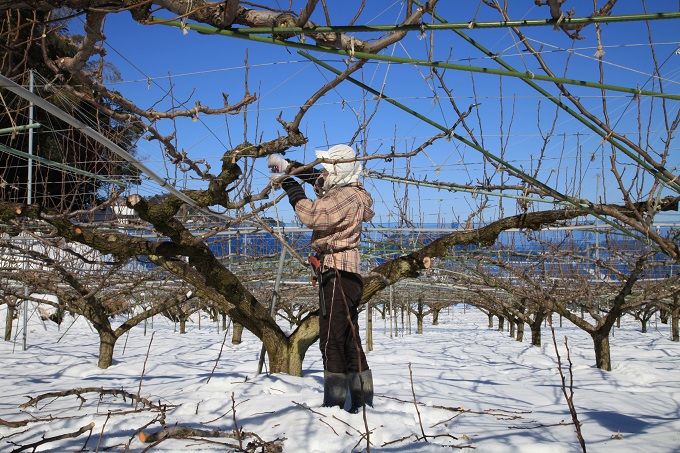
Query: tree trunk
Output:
[[206, 306, 217, 322], [416, 298, 424, 334], [232, 322, 244, 344], [509, 319, 515, 338], [179, 318, 187, 334], [671, 305, 679, 342], [517, 321, 524, 342], [4, 301, 15, 341], [640, 319, 647, 333], [530, 319, 542, 347], [497, 316, 504, 332], [251, 315, 323, 377], [592, 332, 612, 371], [265, 341, 299, 376], [432, 308, 440, 325], [98, 330, 117, 369], [488, 313, 494, 328], [266, 319, 318, 376]]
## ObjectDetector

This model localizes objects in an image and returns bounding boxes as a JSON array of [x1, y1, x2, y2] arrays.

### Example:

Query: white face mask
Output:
[[322, 160, 362, 191]]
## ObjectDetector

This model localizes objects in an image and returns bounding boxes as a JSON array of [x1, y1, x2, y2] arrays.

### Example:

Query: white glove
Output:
[[267, 155, 289, 173]]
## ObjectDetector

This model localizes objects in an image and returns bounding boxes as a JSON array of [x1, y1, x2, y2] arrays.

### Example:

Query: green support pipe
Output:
[[152, 18, 680, 102], [300, 50, 574, 201], [299, 51, 644, 244], [151, 17, 661, 247], [366, 171, 579, 207], [0, 123, 41, 134], [0, 143, 127, 188], [415, 0, 680, 193], [188, 12, 680, 35], [299, 51, 449, 133]]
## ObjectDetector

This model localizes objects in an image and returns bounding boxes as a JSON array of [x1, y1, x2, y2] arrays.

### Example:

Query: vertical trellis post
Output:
[[389, 285, 394, 339], [257, 240, 287, 374], [22, 70, 35, 352]]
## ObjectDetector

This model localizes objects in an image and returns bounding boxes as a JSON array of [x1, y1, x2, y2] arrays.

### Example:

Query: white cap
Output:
[[315, 144, 362, 188]]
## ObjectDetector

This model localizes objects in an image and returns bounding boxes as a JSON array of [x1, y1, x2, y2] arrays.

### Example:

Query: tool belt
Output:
[[307, 252, 327, 286]]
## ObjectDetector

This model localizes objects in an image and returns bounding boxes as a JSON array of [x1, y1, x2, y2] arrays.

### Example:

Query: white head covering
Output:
[[315, 144, 362, 190]]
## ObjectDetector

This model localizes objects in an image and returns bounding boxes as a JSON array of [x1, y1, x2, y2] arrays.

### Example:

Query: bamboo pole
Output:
[[415, 0, 680, 193], [0, 123, 41, 134], [298, 54, 661, 250], [366, 172, 574, 206], [166, 12, 680, 35]]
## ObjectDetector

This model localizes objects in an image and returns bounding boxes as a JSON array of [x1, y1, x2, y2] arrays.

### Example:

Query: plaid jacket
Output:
[[294, 183, 374, 274]]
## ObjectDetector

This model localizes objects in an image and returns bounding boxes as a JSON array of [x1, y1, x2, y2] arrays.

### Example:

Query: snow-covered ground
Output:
[[1, 304, 679, 452]]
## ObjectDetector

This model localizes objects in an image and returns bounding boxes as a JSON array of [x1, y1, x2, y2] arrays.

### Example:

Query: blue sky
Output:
[[87, 1, 680, 226]]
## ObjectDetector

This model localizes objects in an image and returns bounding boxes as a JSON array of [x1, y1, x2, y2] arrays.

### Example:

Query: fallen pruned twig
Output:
[[232, 391, 243, 449], [10, 421, 94, 452], [548, 316, 586, 452], [20, 387, 169, 411], [207, 328, 230, 384], [319, 418, 339, 435], [1, 414, 75, 428], [409, 362, 428, 442], [136, 331, 155, 410], [138, 426, 285, 452], [377, 394, 530, 419], [292, 400, 325, 416], [139, 426, 244, 443]]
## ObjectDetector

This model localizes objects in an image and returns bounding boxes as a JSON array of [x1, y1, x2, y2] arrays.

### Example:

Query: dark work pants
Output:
[[319, 269, 369, 374]]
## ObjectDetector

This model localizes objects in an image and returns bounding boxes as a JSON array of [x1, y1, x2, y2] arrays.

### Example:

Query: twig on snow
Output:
[[95, 412, 111, 452], [319, 418, 339, 435], [548, 316, 586, 452], [20, 387, 168, 411], [409, 362, 428, 442], [1, 415, 76, 428], [139, 426, 244, 443], [292, 400, 326, 416], [136, 331, 154, 410], [10, 422, 94, 452], [232, 391, 243, 450], [207, 329, 230, 384]]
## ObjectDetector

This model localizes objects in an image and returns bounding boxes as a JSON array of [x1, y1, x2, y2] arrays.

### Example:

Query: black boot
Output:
[[323, 371, 348, 408], [348, 369, 373, 413]]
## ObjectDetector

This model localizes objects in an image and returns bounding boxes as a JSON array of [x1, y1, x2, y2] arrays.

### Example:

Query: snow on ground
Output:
[[1, 304, 679, 452]]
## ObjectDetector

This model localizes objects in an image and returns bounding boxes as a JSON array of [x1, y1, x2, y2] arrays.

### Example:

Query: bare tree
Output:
[[0, 1, 678, 377], [1, 292, 19, 341], [452, 228, 680, 370], [0, 236, 194, 368]]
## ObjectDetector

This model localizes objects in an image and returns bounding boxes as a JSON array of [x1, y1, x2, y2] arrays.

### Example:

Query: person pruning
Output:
[[268, 144, 374, 413]]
